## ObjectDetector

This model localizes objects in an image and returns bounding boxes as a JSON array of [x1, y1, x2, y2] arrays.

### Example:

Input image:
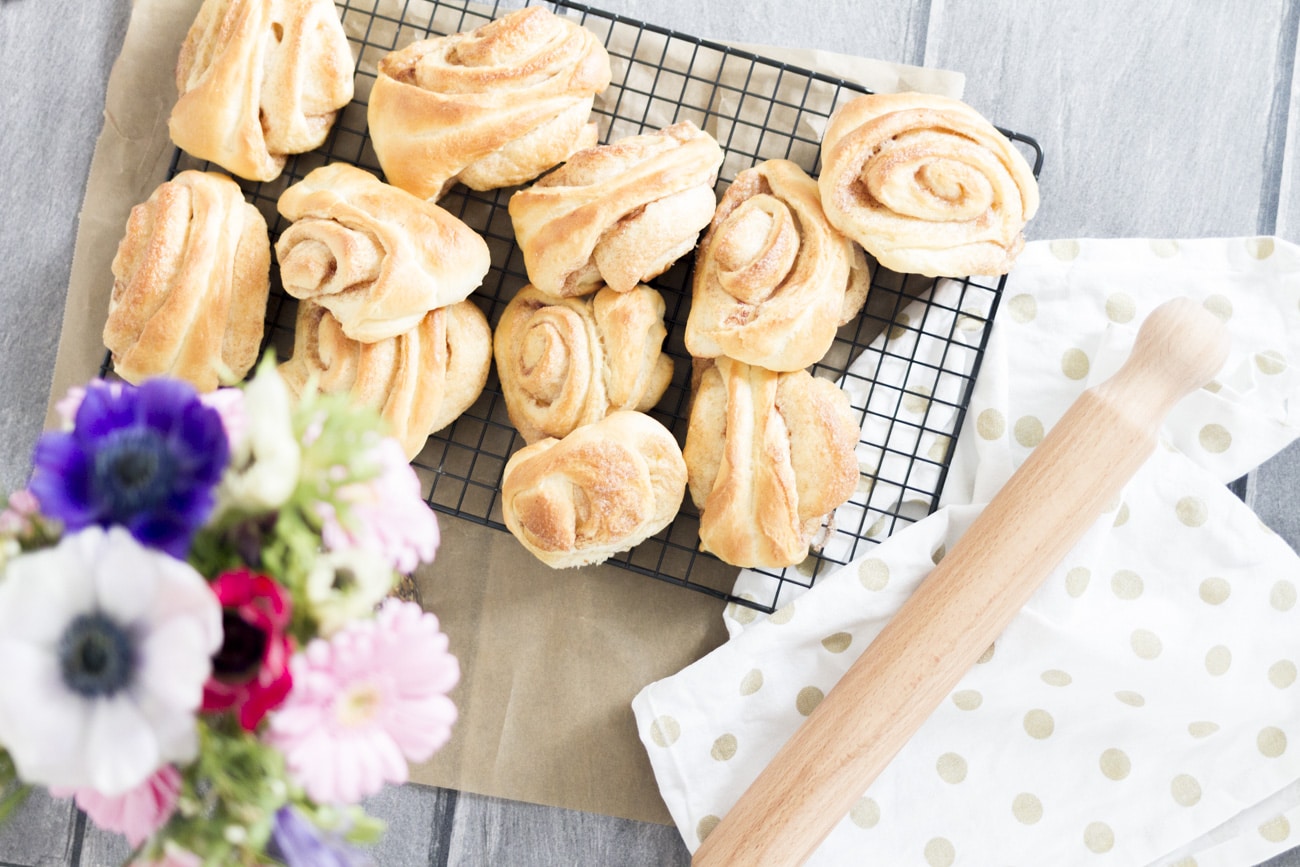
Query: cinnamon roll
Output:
[[279, 299, 492, 460], [104, 170, 270, 392], [169, 0, 354, 182], [368, 7, 611, 200], [500, 411, 687, 569], [684, 357, 860, 569], [494, 284, 674, 444], [275, 163, 491, 344], [508, 121, 724, 297], [818, 92, 1039, 278], [686, 159, 870, 371]]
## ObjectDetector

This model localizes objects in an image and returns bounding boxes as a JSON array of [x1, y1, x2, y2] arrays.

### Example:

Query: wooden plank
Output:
[[923, 0, 1297, 243], [446, 792, 690, 867], [1275, 3, 1300, 241], [564, 0, 933, 66], [364, 785, 459, 866], [0, 0, 132, 496], [0, 792, 77, 866], [76, 818, 131, 867]]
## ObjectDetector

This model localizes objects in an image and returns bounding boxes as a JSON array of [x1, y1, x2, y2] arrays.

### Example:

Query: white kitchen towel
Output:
[[633, 237, 1300, 866]]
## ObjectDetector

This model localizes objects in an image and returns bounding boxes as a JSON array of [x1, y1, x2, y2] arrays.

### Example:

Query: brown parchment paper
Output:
[[50, 0, 963, 826]]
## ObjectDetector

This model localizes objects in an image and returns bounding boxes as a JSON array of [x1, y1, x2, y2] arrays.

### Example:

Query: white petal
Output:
[[0, 643, 90, 789], [217, 366, 301, 512], [93, 531, 161, 626], [84, 695, 159, 797], [151, 560, 222, 654], [137, 620, 213, 712], [0, 545, 95, 645], [146, 702, 200, 768]]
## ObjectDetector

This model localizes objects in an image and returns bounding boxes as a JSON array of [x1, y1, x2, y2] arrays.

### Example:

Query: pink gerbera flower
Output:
[[51, 765, 181, 848], [266, 600, 458, 805]]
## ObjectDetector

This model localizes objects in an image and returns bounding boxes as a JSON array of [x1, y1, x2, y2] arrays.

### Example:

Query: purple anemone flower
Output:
[[29, 378, 230, 557], [269, 806, 373, 867]]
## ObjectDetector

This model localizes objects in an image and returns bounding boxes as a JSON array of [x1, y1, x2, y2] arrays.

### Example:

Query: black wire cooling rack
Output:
[[134, 0, 1043, 614]]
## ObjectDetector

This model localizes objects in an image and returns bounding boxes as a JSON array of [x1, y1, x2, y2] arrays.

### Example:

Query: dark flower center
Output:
[[58, 613, 137, 698], [212, 612, 268, 683], [332, 567, 357, 592], [93, 428, 177, 516]]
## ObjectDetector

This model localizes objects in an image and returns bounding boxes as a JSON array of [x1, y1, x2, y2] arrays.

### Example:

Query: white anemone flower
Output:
[[305, 547, 396, 636], [0, 526, 221, 796], [215, 363, 301, 516]]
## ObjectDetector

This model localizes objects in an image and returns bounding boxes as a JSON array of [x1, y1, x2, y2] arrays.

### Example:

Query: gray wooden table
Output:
[[3, 0, 1300, 864]]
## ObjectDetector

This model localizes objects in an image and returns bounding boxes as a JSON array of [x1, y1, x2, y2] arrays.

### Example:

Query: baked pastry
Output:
[[686, 159, 870, 372], [104, 170, 270, 392], [494, 284, 674, 444], [818, 92, 1040, 278], [684, 357, 859, 569], [500, 411, 687, 569], [169, 0, 355, 182], [508, 121, 724, 297], [368, 7, 611, 200], [279, 299, 491, 460], [275, 164, 492, 344]]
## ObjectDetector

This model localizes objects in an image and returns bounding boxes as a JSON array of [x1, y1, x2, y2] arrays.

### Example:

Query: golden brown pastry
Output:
[[367, 7, 611, 200], [818, 92, 1039, 278], [508, 121, 724, 297], [684, 357, 859, 569], [275, 164, 492, 344], [104, 170, 270, 392], [500, 411, 687, 569], [494, 284, 674, 444], [279, 299, 491, 460], [686, 159, 870, 372], [169, 0, 355, 182]]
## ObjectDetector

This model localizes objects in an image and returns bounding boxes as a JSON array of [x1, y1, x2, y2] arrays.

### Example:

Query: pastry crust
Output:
[[683, 357, 860, 568], [104, 170, 270, 392], [686, 159, 870, 371], [279, 298, 492, 459], [494, 284, 674, 444], [368, 7, 611, 200], [508, 121, 724, 297], [169, 0, 354, 182], [818, 92, 1039, 278], [275, 163, 491, 344], [500, 411, 687, 569]]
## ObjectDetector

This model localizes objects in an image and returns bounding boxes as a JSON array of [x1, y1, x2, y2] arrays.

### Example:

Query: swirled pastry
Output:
[[494, 284, 673, 444], [279, 299, 491, 460], [105, 170, 271, 392], [686, 159, 870, 372], [500, 411, 687, 569], [818, 92, 1040, 278], [170, 0, 354, 182], [368, 7, 611, 200], [684, 357, 859, 569], [508, 121, 724, 297], [275, 164, 491, 344]]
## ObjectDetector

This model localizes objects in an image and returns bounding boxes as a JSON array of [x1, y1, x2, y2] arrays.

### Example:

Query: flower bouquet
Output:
[[0, 358, 458, 865]]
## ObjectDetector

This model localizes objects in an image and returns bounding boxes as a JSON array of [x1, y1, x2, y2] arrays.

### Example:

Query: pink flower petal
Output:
[[68, 765, 180, 847], [267, 601, 457, 804]]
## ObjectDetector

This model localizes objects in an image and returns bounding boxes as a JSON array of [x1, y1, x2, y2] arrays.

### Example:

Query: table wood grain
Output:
[[2, 0, 1298, 864]]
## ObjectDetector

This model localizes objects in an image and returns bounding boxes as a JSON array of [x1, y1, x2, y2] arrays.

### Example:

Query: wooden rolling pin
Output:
[[692, 297, 1231, 867]]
